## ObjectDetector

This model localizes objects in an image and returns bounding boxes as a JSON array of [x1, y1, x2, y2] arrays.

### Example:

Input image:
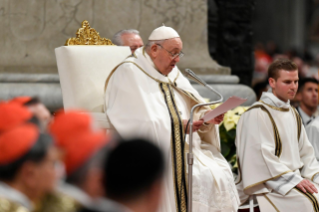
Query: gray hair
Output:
[[145, 40, 166, 52], [112, 29, 140, 46]]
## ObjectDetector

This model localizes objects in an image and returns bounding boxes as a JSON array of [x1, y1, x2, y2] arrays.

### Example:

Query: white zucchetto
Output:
[[148, 26, 180, 41]]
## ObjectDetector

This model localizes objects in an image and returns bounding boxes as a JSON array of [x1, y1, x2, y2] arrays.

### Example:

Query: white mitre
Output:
[[148, 26, 180, 40]]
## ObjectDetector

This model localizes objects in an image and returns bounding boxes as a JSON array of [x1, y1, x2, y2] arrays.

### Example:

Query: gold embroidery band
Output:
[[244, 170, 292, 191], [247, 105, 282, 157], [235, 157, 242, 185], [264, 194, 280, 212], [159, 83, 187, 212], [104, 61, 163, 93], [259, 100, 290, 112], [292, 107, 302, 141], [312, 172, 319, 181], [295, 187, 319, 212]]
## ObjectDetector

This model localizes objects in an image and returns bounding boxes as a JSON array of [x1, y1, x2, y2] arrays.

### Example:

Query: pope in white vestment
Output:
[[104, 26, 239, 212], [236, 90, 319, 212]]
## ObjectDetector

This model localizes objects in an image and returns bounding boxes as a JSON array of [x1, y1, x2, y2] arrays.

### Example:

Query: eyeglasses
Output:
[[156, 44, 184, 59]]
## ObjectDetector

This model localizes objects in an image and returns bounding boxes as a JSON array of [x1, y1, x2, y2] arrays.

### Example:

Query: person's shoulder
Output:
[[242, 102, 264, 115], [306, 117, 319, 130], [34, 192, 81, 212], [0, 197, 30, 212]]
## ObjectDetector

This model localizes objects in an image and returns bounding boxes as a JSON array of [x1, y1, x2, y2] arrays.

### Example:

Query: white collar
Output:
[[0, 182, 33, 210], [143, 49, 156, 69], [298, 106, 314, 125], [260, 89, 290, 109]]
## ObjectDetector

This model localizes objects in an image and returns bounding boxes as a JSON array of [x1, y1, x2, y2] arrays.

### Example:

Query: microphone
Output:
[[182, 69, 223, 101], [182, 68, 224, 212], [183, 68, 207, 86]]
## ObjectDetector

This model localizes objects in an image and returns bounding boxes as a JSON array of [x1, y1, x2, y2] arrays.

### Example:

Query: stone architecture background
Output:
[[0, 0, 225, 74], [0, 0, 257, 111]]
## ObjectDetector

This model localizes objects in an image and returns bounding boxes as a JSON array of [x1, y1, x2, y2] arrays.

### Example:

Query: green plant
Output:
[[210, 104, 248, 173]]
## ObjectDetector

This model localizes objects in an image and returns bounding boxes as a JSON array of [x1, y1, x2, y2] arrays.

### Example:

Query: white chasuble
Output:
[[104, 47, 239, 212], [236, 91, 319, 212]]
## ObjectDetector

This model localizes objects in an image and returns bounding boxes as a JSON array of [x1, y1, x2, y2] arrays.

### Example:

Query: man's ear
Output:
[[150, 44, 159, 58], [269, 77, 276, 89]]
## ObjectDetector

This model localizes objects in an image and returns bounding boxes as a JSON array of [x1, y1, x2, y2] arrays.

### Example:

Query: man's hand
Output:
[[183, 119, 204, 134], [296, 179, 318, 193], [204, 112, 225, 125]]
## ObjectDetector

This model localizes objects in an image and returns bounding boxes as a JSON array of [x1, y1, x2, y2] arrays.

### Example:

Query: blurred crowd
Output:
[[253, 41, 319, 104], [253, 41, 318, 83], [0, 96, 164, 212]]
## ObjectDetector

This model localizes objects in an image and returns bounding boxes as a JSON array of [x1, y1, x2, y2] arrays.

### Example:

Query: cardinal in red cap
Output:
[[0, 102, 33, 134], [48, 110, 120, 211], [0, 123, 58, 211]]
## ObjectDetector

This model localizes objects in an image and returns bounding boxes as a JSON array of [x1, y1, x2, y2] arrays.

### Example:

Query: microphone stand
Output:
[[183, 69, 223, 212]]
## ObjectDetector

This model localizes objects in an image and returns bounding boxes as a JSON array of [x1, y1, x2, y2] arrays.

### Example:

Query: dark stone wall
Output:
[[208, 0, 255, 86]]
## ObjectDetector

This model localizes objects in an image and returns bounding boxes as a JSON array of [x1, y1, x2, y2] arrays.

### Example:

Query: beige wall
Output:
[[0, 0, 222, 74]]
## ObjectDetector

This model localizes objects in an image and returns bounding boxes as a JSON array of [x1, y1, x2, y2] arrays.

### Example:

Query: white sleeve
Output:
[[306, 123, 319, 161], [265, 171, 303, 195]]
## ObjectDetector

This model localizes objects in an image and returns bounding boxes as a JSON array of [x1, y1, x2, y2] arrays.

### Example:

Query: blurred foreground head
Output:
[[49, 110, 110, 199], [104, 138, 164, 212], [0, 124, 58, 203]]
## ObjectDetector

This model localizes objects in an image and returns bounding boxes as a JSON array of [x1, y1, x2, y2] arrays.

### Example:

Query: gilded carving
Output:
[[65, 20, 115, 46]]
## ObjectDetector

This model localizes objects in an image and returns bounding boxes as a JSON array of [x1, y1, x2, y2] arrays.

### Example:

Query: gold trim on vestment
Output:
[[312, 172, 319, 182], [173, 70, 180, 85], [159, 83, 187, 212], [104, 61, 164, 94], [263, 194, 280, 212], [235, 157, 242, 185], [292, 107, 302, 141], [104, 62, 126, 92], [295, 187, 319, 212], [0, 197, 30, 212], [247, 104, 282, 157], [244, 170, 292, 191], [259, 100, 290, 112]]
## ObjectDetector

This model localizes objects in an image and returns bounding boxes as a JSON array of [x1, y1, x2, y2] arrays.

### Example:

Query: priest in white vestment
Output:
[[236, 58, 319, 212], [104, 26, 239, 212]]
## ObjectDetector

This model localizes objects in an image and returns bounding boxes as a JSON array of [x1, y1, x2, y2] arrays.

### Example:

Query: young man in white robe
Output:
[[236, 58, 319, 212], [104, 26, 240, 212]]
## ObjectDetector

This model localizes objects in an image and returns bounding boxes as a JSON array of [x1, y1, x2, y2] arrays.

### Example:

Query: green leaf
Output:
[[227, 129, 236, 140], [221, 142, 231, 157]]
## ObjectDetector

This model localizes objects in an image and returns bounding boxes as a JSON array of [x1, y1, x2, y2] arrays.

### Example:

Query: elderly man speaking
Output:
[[104, 26, 239, 212]]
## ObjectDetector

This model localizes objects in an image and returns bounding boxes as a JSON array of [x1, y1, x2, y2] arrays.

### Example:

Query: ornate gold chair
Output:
[[55, 20, 131, 129]]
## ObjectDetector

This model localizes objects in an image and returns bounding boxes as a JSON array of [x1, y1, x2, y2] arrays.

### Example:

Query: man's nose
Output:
[[291, 83, 298, 90], [174, 56, 180, 62]]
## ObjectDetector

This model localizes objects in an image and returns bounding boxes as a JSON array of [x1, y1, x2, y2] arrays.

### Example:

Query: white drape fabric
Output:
[[55, 46, 131, 128]]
